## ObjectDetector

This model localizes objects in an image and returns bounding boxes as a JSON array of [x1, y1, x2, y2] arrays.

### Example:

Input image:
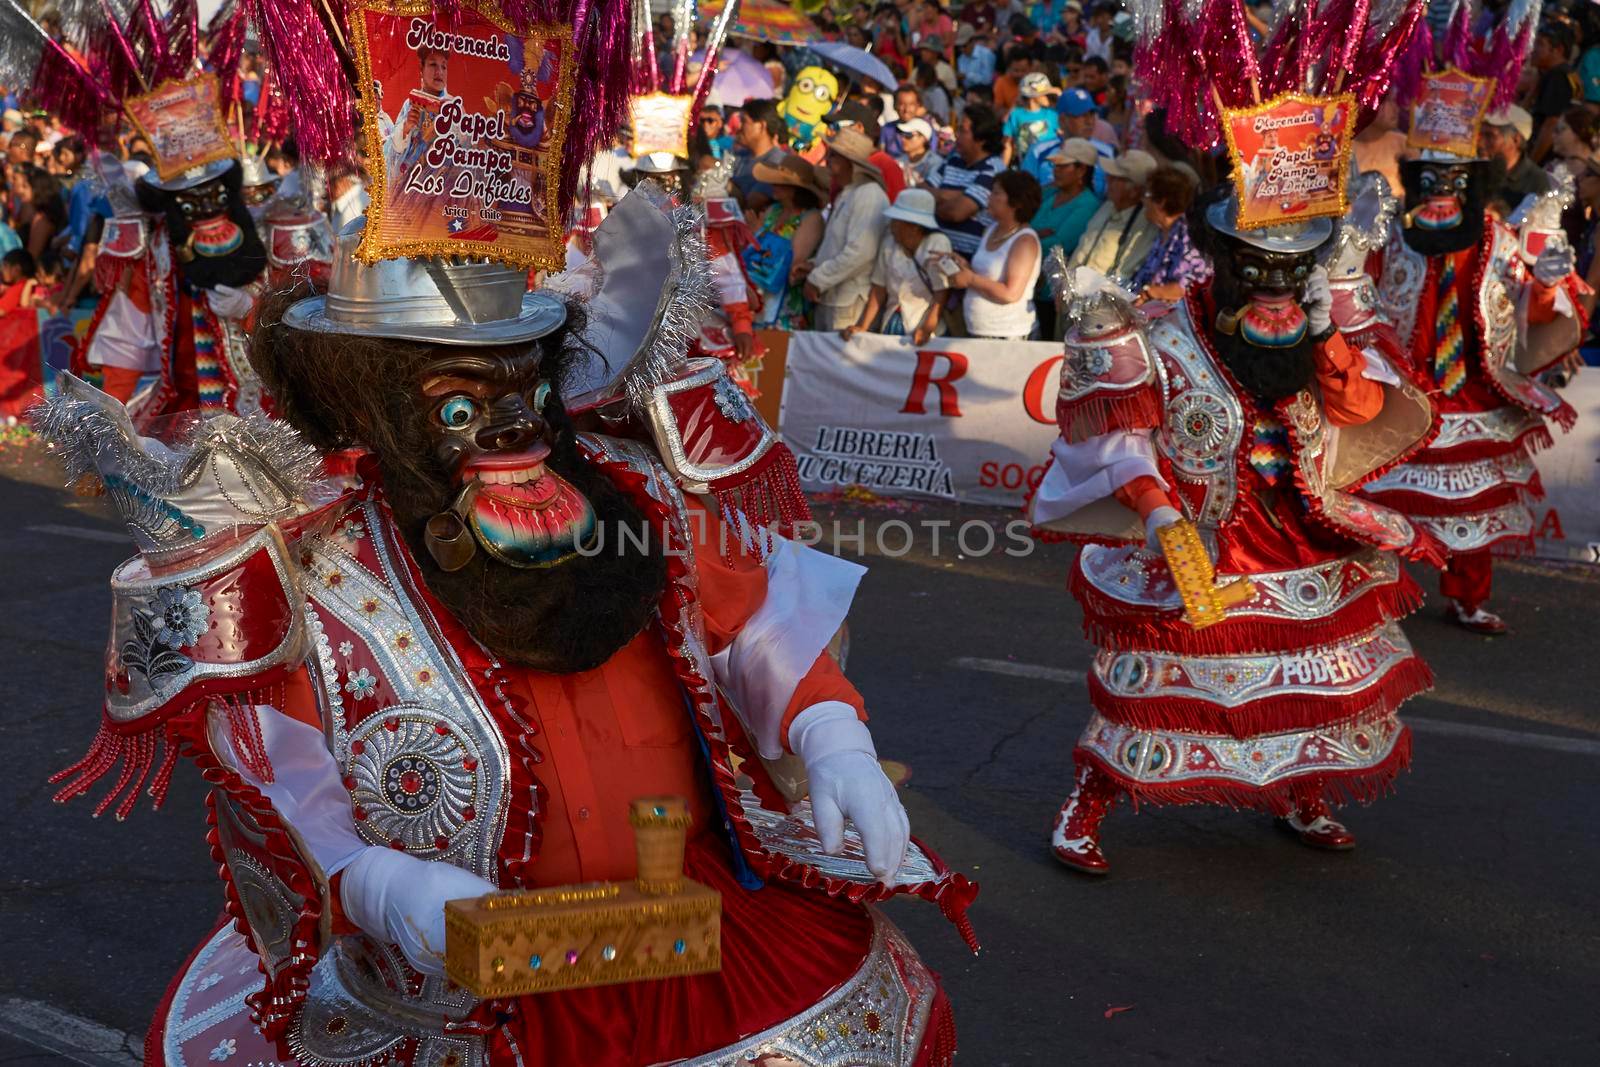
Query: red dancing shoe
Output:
[[1281, 801, 1357, 851], [1051, 762, 1119, 875], [1446, 601, 1508, 636]]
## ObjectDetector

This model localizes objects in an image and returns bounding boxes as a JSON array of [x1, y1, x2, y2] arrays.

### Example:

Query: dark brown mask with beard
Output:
[[1191, 193, 1325, 403], [137, 162, 268, 290], [1399, 158, 1487, 257], [249, 287, 668, 674]]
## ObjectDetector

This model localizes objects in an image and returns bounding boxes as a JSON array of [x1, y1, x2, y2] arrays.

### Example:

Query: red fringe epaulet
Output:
[[711, 442, 812, 561], [1056, 390, 1164, 444]]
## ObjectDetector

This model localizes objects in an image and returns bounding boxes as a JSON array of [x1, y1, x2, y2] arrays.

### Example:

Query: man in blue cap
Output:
[[1021, 87, 1116, 192]]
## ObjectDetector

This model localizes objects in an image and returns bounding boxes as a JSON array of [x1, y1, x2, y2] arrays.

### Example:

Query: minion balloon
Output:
[[778, 66, 839, 152]]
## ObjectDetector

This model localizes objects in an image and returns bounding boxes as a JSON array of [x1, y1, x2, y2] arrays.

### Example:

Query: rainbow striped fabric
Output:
[[1432, 256, 1467, 397], [1249, 416, 1293, 486], [192, 304, 227, 414]]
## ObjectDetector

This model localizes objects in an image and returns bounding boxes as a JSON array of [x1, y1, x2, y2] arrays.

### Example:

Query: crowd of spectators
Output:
[[643, 0, 1600, 346]]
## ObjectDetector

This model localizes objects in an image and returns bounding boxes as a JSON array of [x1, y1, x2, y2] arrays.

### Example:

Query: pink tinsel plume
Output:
[[165, 0, 202, 76], [245, 0, 356, 163], [0, 0, 116, 142], [207, 3, 250, 104]]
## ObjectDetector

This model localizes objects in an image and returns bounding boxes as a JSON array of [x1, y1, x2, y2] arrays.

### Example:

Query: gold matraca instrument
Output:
[[1155, 518, 1256, 630], [444, 796, 721, 997]]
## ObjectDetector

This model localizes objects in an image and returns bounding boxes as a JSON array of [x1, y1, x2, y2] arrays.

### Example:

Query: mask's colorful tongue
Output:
[[467, 472, 595, 567], [1413, 195, 1463, 231], [191, 216, 244, 257], [1238, 294, 1309, 348]]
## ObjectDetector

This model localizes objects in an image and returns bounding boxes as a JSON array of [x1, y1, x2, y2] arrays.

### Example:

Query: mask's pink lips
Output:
[[463, 443, 551, 474]]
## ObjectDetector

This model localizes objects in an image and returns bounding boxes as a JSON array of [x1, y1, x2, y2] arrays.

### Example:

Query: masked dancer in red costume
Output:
[[1362, 137, 1586, 633], [27, 2, 974, 1063], [1029, 0, 1445, 874]]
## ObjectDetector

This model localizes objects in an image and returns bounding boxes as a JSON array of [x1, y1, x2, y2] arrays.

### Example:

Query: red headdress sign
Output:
[[1220, 92, 1356, 230], [1406, 67, 1495, 159], [349, 0, 575, 271], [124, 75, 237, 182]]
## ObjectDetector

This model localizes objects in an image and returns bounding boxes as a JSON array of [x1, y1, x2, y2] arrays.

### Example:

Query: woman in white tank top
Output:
[[944, 170, 1043, 339]]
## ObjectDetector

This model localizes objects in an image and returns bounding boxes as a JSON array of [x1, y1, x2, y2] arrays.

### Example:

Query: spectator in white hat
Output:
[[893, 117, 945, 187], [1482, 105, 1552, 216], [1065, 148, 1159, 282], [1003, 72, 1063, 166], [841, 188, 954, 345]]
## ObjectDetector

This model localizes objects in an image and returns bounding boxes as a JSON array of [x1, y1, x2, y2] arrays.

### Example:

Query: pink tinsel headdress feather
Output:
[[1131, 0, 1430, 150]]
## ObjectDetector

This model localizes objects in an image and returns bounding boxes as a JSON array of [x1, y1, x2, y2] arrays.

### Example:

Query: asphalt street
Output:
[[1, 445, 1597, 1065]]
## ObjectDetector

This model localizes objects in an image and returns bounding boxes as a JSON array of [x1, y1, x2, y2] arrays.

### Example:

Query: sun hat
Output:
[[1019, 72, 1062, 99], [896, 117, 935, 141], [751, 151, 831, 198], [1100, 149, 1158, 186], [1047, 138, 1099, 166], [883, 187, 940, 228], [823, 127, 884, 177]]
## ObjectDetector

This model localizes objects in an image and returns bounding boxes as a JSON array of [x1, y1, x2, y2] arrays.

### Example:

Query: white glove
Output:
[[207, 283, 255, 320], [339, 846, 498, 977], [1303, 265, 1333, 337], [790, 701, 909, 885], [1144, 504, 1183, 552], [1532, 239, 1576, 287]]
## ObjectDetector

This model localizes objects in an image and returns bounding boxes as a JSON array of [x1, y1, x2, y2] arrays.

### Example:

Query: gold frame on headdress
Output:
[[124, 74, 238, 182], [1219, 91, 1357, 231], [347, 0, 576, 272], [1405, 66, 1495, 159]]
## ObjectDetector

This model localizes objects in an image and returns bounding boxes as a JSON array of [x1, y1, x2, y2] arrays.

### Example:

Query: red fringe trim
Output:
[[1418, 419, 1554, 463], [162, 711, 324, 1044], [1551, 398, 1578, 433], [222, 694, 275, 785], [1365, 472, 1544, 517], [915, 989, 959, 1067], [710, 442, 813, 559], [1071, 559, 1426, 657], [1078, 725, 1413, 818], [1057, 390, 1163, 444], [1088, 653, 1433, 740], [48, 725, 174, 821]]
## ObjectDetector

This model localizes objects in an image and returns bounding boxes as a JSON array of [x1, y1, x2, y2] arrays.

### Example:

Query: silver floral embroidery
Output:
[[208, 1037, 237, 1061], [344, 668, 378, 700], [120, 585, 210, 684], [713, 374, 754, 423]]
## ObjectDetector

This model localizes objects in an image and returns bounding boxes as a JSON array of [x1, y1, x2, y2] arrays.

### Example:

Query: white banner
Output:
[[779, 331, 1600, 564], [1535, 375, 1600, 564], [780, 332, 1061, 508]]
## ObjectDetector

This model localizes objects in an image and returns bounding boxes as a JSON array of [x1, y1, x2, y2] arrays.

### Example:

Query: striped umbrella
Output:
[[698, 0, 821, 47]]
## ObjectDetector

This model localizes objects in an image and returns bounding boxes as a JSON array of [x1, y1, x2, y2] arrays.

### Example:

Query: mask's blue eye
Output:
[[438, 396, 477, 428], [531, 381, 550, 412]]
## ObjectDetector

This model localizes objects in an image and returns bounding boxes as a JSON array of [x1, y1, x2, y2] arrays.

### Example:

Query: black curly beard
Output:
[[1399, 159, 1488, 258], [137, 164, 268, 291], [381, 387, 668, 674], [1206, 270, 1316, 404]]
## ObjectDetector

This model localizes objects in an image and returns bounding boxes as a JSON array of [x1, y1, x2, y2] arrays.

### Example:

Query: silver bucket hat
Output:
[[140, 157, 238, 193], [1205, 188, 1335, 254], [281, 218, 569, 346]]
